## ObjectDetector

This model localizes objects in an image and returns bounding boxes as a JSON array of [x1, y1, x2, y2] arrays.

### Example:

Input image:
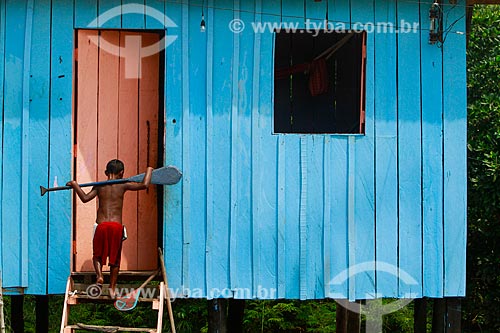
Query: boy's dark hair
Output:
[[105, 159, 124, 175]]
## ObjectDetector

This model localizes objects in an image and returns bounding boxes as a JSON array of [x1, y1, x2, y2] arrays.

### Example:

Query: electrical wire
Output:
[[161, 0, 487, 16], [160, 0, 473, 37]]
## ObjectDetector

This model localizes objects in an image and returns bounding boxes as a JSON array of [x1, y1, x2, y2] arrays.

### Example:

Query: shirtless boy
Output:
[[67, 159, 153, 298]]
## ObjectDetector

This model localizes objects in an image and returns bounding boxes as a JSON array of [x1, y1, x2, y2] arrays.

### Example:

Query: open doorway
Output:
[[72, 30, 165, 272]]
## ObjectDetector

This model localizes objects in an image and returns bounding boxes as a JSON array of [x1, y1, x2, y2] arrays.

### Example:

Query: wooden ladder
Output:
[[60, 274, 166, 333], [61, 249, 176, 333]]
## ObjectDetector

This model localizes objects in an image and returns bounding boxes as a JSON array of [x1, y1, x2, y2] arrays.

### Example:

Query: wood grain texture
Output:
[[48, 0, 73, 293], [138, 32, 160, 270], [75, 30, 99, 272], [27, 0, 51, 294]]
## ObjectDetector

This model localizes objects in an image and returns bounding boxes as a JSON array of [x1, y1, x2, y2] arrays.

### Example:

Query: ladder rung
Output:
[[68, 294, 158, 303], [66, 324, 157, 332]]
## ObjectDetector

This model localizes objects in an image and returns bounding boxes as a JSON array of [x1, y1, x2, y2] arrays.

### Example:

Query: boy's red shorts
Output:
[[93, 222, 123, 267]]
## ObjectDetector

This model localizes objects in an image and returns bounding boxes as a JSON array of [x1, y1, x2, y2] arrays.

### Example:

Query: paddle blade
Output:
[[129, 166, 182, 185], [114, 290, 140, 311], [40, 186, 48, 196]]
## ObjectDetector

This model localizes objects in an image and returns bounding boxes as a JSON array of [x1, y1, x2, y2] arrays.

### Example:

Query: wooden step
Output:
[[68, 294, 158, 304], [72, 282, 160, 291], [71, 270, 159, 279], [65, 323, 157, 332]]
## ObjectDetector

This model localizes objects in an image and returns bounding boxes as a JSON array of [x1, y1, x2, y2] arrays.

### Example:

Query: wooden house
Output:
[[0, 0, 466, 305]]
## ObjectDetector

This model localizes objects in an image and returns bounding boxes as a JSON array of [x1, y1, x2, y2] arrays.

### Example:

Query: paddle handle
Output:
[[40, 178, 129, 196]]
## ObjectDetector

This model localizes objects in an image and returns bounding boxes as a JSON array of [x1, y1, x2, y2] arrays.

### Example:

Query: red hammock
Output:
[[274, 58, 328, 97], [274, 33, 354, 97]]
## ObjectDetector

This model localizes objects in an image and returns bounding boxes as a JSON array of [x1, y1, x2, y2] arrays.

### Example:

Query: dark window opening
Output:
[[274, 30, 366, 134]]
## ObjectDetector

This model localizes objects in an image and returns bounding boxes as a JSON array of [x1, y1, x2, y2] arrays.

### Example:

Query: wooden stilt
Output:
[[336, 303, 348, 333], [227, 299, 245, 332], [347, 301, 361, 333], [445, 298, 462, 333], [432, 298, 446, 333], [414, 298, 427, 333], [0, 276, 5, 333], [335, 301, 360, 333], [208, 299, 228, 333], [11, 295, 24, 333], [36, 295, 49, 333]]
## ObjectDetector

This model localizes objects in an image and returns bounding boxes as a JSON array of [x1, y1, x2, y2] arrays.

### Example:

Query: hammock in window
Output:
[[275, 33, 354, 97]]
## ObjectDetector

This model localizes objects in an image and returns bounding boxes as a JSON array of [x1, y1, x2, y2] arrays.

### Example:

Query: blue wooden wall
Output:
[[0, 0, 467, 300]]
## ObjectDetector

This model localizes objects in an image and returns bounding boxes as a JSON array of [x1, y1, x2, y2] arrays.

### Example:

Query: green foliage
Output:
[[464, 4, 500, 332], [243, 299, 337, 332]]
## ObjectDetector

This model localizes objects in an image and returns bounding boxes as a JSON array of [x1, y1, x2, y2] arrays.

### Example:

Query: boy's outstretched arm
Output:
[[124, 166, 154, 191], [66, 181, 98, 203]]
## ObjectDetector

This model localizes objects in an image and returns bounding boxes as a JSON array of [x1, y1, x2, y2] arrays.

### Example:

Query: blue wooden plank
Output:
[[307, 137, 325, 299], [164, 0, 183, 292], [2, 0, 27, 288], [48, 0, 73, 294], [229, 0, 240, 294], [252, 0, 280, 299], [420, 0, 444, 298], [348, 136, 356, 301], [326, 137, 349, 299], [145, 0, 165, 29], [180, 0, 191, 293], [21, 0, 34, 290], [268, 0, 293, 298], [281, 0, 308, 301], [74, 0, 98, 28], [277, 0, 301, 300], [186, 0, 207, 297], [306, 0, 326, 21], [26, 0, 51, 295], [0, 0, 5, 279], [282, 0, 304, 21], [351, 0, 376, 300], [283, 136, 301, 299], [207, 0, 233, 297], [230, 0, 254, 298], [277, 133, 286, 299], [442, 0, 467, 297], [397, 0, 423, 299], [323, 139, 332, 298], [326, 0, 351, 300], [97, 0, 121, 29], [299, 138, 308, 300], [328, 0, 350, 27], [252, 0, 263, 299], [122, 0, 145, 29], [374, 0, 398, 298], [205, 0, 215, 298], [305, 0, 327, 300]]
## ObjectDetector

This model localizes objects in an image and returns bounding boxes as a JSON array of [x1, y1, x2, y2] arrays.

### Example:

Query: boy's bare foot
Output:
[[108, 287, 116, 299], [96, 276, 104, 286]]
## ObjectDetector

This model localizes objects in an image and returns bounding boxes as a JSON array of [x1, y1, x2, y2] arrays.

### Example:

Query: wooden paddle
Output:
[[113, 270, 160, 311], [40, 165, 182, 196]]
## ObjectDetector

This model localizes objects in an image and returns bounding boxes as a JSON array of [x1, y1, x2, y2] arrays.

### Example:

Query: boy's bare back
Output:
[[67, 166, 153, 224], [94, 184, 127, 224]]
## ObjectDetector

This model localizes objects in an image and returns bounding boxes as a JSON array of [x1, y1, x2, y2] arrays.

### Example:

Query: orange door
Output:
[[73, 30, 161, 272]]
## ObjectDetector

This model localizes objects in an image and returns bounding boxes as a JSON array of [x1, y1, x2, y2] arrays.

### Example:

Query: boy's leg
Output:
[[93, 258, 104, 285], [109, 265, 120, 299]]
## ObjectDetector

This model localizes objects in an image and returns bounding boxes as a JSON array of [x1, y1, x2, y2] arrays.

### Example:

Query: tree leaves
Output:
[[464, 5, 500, 332]]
